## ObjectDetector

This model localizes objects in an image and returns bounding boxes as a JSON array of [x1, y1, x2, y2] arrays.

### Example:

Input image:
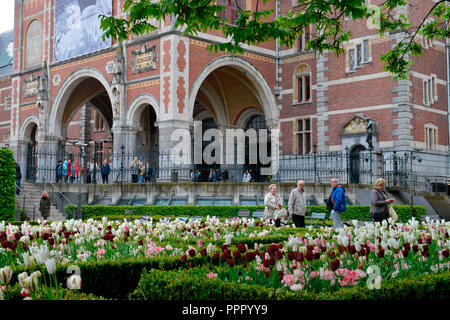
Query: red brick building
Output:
[[0, 0, 448, 183]]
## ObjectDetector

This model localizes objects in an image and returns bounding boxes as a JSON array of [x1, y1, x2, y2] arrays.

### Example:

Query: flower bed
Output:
[[0, 216, 448, 300]]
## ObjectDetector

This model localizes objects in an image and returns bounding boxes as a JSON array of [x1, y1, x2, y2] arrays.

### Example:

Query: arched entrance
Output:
[[189, 57, 278, 181], [49, 70, 114, 183], [349, 144, 366, 184], [24, 122, 38, 182]]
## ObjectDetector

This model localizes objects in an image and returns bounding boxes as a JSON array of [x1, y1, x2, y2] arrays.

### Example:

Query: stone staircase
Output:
[[423, 195, 450, 221], [16, 183, 65, 221]]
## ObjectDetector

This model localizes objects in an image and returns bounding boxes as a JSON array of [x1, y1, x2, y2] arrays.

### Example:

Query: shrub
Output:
[[65, 204, 426, 223], [130, 268, 450, 300], [0, 148, 16, 221]]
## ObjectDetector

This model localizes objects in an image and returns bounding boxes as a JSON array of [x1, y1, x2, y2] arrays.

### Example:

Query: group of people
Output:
[[263, 177, 395, 228], [55, 158, 111, 184], [130, 157, 153, 183], [188, 168, 230, 182]]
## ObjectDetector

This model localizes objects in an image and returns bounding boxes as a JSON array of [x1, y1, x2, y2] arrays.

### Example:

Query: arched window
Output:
[[25, 20, 42, 68], [293, 64, 311, 104]]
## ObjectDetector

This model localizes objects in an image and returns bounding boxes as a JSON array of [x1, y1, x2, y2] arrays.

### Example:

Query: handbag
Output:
[[388, 206, 398, 222], [274, 208, 287, 220]]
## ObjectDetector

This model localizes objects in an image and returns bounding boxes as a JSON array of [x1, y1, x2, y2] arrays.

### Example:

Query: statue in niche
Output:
[[112, 87, 120, 117], [365, 117, 373, 150]]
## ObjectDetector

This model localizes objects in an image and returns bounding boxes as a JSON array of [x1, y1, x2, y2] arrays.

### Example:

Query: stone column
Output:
[[156, 119, 191, 181]]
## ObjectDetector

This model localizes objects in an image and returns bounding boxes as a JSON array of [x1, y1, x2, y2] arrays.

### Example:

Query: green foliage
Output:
[[130, 268, 450, 300], [0, 148, 16, 221], [9, 255, 206, 300], [65, 204, 426, 223], [99, 0, 450, 80]]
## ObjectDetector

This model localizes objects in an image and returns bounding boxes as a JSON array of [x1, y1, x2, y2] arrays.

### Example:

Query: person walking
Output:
[[370, 178, 394, 223], [130, 157, 139, 183], [242, 170, 252, 182], [263, 184, 286, 227], [101, 159, 110, 184], [39, 191, 51, 221], [195, 169, 201, 182], [329, 178, 346, 229], [14, 162, 22, 195], [211, 169, 217, 182], [288, 180, 307, 228]]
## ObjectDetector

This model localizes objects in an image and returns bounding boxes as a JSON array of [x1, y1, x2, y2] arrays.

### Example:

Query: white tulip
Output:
[[66, 275, 82, 290], [0, 266, 13, 285], [45, 258, 56, 275]]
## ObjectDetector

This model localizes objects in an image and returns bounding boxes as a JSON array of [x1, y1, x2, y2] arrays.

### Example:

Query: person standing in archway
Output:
[[130, 157, 139, 183], [101, 159, 110, 184]]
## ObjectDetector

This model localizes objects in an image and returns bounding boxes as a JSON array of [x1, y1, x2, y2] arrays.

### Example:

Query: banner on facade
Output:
[[54, 0, 112, 62]]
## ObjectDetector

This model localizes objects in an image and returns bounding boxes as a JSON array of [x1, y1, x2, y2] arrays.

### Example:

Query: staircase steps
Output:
[[16, 183, 65, 221]]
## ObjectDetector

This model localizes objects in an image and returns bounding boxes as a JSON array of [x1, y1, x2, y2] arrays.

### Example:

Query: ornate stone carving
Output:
[[131, 43, 157, 74], [343, 116, 368, 134], [23, 74, 39, 98]]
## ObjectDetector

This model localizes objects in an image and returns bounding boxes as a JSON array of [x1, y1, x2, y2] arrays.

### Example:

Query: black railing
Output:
[[19, 147, 448, 190]]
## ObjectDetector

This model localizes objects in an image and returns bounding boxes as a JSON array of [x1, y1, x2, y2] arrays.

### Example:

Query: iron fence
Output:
[[18, 146, 448, 191]]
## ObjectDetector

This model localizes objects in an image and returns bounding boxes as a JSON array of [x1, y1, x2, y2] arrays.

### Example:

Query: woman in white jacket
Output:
[[264, 184, 285, 227], [242, 170, 252, 182]]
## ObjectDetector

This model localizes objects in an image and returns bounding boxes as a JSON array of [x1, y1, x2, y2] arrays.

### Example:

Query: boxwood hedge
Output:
[[65, 204, 426, 223]]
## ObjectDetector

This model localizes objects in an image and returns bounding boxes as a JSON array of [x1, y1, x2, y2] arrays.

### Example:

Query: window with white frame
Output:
[[423, 74, 437, 106], [298, 25, 311, 52], [347, 39, 371, 73], [294, 118, 312, 155], [349, 48, 355, 72], [293, 64, 312, 104], [424, 124, 438, 150]]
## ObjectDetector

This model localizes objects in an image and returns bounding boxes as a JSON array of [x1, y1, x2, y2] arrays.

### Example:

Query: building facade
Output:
[[0, 0, 448, 185]]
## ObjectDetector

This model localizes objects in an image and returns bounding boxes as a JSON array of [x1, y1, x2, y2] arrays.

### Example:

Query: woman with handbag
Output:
[[264, 184, 286, 227], [370, 178, 395, 223]]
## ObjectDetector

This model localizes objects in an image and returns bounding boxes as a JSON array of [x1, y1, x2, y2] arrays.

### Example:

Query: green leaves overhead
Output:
[[100, 0, 450, 80]]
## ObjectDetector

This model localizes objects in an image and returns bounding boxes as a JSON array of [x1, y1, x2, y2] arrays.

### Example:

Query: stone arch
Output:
[[126, 93, 160, 127], [49, 68, 114, 139], [189, 55, 278, 127], [234, 106, 265, 129], [20, 115, 40, 141]]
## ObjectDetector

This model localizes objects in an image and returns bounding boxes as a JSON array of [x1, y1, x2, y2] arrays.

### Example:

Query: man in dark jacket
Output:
[[145, 163, 153, 182], [39, 191, 51, 220], [329, 178, 346, 229], [14, 162, 22, 195], [221, 168, 229, 182], [101, 159, 111, 184]]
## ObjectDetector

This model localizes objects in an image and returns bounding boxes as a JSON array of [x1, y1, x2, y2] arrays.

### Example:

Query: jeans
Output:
[[331, 210, 343, 229]]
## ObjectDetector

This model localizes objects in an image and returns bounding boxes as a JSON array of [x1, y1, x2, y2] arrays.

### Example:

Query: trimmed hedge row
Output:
[[9, 255, 207, 300], [65, 204, 427, 223], [0, 148, 16, 221], [130, 268, 450, 300]]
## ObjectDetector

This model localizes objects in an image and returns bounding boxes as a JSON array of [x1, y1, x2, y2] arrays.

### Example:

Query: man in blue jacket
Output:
[[329, 178, 346, 229]]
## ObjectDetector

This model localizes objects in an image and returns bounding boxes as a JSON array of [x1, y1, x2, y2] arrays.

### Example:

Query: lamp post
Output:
[[405, 148, 423, 218]]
